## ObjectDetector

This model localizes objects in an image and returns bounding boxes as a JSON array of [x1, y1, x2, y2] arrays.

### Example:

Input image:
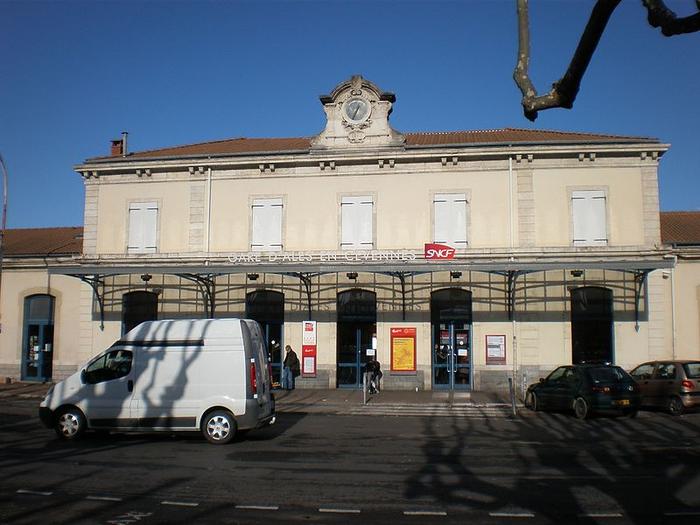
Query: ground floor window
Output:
[[122, 291, 158, 334], [570, 286, 613, 364], [431, 288, 472, 391], [22, 294, 55, 382], [246, 290, 284, 387], [337, 289, 376, 388]]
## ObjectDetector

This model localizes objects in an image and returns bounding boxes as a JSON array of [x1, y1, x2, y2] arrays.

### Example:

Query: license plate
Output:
[[614, 399, 630, 406]]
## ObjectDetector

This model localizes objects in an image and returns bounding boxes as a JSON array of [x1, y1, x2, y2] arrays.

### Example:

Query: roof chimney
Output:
[[110, 131, 128, 157]]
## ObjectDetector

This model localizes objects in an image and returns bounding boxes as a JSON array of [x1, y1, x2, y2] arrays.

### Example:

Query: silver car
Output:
[[629, 360, 700, 415]]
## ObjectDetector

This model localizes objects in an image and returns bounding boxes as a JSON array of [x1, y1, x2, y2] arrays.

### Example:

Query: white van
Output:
[[39, 319, 275, 444]]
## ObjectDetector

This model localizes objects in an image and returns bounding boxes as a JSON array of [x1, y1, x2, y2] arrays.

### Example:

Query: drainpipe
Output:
[[206, 166, 212, 253], [509, 155, 514, 248], [670, 258, 677, 359]]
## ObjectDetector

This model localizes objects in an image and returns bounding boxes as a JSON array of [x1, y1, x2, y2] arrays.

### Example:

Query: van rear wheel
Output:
[[202, 410, 236, 444]]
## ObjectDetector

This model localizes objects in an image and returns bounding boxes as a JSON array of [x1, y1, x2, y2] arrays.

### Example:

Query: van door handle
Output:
[[127, 380, 133, 392]]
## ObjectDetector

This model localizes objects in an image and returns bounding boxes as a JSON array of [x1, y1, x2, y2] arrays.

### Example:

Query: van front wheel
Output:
[[55, 407, 86, 440], [202, 410, 236, 444]]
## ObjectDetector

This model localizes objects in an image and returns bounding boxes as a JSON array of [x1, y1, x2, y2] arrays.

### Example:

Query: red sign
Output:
[[424, 243, 456, 260], [302, 321, 317, 377]]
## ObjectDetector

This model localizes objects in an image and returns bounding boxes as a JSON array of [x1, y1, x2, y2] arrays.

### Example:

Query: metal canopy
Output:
[[49, 257, 675, 277]]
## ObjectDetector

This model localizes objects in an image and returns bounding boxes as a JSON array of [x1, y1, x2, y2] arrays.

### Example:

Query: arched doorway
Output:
[[570, 286, 614, 364], [21, 294, 55, 382], [122, 291, 158, 334], [337, 289, 376, 388], [246, 290, 285, 387], [431, 288, 473, 390]]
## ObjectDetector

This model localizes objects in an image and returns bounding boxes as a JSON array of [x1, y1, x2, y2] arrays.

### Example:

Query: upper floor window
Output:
[[433, 193, 468, 249], [341, 195, 373, 249], [251, 197, 283, 251], [572, 190, 607, 246], [127, 202, 158, 253]]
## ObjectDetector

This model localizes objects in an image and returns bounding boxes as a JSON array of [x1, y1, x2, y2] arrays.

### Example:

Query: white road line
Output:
[[578, 513, 622, 518], [86, 496, 123, 502], [489, 512, 535, 518], [403, 510, 448, 516], [16, 489, 53, 496], [160, 500, 199, 507], [318, 508, 361, 514], [235, 505, 279, 511]]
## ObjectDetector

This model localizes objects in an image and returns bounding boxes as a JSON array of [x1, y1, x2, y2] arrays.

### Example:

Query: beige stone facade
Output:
[[1, 77, 697, 396]]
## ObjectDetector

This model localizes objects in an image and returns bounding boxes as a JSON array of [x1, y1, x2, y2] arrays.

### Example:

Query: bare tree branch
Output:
[[513, 0, 622, 121], [642, 0, 700, 35]]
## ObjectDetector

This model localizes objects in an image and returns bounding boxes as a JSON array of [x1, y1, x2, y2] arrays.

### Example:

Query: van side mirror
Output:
[[80, 369, 87, 384], [539, 378, 545, 383]]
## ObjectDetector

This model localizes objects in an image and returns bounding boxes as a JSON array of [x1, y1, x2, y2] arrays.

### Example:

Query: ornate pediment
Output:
[[311, 75, 405, 151]]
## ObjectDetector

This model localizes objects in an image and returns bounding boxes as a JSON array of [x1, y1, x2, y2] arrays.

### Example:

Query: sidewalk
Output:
[[0, 381, 518, 415]]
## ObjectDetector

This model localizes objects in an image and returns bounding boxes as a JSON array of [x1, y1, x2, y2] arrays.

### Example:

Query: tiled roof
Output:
[[87, 128, 658, 162], [3, 227, 83, 257], [660, 212, 700, 246]]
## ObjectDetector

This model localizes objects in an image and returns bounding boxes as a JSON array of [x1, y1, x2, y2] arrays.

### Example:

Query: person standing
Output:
[[282, 344, 300, 390]]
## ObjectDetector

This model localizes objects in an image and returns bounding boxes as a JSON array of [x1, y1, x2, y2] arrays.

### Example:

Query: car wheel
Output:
[[202, 410, 236, 444], [525, 391, 539, 412], [668, 396, 684, 416], [55, 407, 86, 440], [573, 397, 589, 420]]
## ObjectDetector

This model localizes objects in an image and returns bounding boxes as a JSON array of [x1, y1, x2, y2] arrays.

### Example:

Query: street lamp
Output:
[[0, 153, 8, 334]]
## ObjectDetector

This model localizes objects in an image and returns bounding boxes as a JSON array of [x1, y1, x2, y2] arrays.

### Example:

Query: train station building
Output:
[[1, 76, 697, 396]]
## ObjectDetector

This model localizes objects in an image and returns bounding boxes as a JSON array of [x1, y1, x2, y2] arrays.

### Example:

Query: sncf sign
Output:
[[424, 243, 456, 260]]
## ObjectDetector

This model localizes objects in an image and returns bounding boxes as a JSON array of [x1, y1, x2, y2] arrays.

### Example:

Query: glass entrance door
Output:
[[337, 289, 376, 389], [21, 295, 55, 382], [337, 322, 375, 388], [433, 323, 471, 390]]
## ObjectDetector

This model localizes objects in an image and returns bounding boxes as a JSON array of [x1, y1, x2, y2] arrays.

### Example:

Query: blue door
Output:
[[21, 295, 55, 382], [431, 288, 472, 391], [336, 289, 376, 389], [432, 322, 471, 390]]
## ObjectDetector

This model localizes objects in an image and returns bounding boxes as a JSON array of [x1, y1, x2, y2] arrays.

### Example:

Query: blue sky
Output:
[[1, 0, 698, 228]]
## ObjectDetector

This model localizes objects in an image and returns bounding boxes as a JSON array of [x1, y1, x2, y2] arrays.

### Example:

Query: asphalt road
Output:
[[1, 397, 699, 524]]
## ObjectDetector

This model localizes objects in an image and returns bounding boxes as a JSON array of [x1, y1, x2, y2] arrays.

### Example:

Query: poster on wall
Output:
[[391, 327, 416, 372], [486, 334, 506, 364], [301, 321, 317, 376]]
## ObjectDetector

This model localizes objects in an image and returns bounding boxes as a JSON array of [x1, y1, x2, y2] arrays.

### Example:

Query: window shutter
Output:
[[341, 195, 373, 249], [434, 193, 467, 248], [128, 202, 158, 254], [251, 198, 283, 251], [572, 191, 606, 246]]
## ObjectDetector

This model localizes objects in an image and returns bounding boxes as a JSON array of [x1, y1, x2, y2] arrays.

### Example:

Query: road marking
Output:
[[489, 512, 535, 518], [665, 511, 700, 517], [86, 495, 123, 502], [16, 489, 53, 496], [403, 510, 448, 516], [235, 505, 279, 511], [160, 500, 199, 507], [318, 508, 361, 514], [578, 513, 622, 518]]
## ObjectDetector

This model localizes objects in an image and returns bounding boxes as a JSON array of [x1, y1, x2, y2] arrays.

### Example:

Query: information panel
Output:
[[486, 334, 506, 364], [391, 327, 417, 372], [301, 321, 317, 376]]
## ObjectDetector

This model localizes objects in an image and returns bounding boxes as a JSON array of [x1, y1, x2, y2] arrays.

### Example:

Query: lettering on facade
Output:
[[226, 250, 417, 265], [424, 243, 456, 260]]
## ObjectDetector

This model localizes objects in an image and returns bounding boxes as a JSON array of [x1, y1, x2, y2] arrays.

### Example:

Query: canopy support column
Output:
[[177, 273, 217, 318], [78, 275, 105, 331]]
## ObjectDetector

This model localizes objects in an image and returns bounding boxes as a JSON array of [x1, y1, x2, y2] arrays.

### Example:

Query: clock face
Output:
[[343, 97, 370, 123]]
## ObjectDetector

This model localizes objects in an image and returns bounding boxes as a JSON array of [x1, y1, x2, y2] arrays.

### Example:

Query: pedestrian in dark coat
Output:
[[282, 345, 300, 390]]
